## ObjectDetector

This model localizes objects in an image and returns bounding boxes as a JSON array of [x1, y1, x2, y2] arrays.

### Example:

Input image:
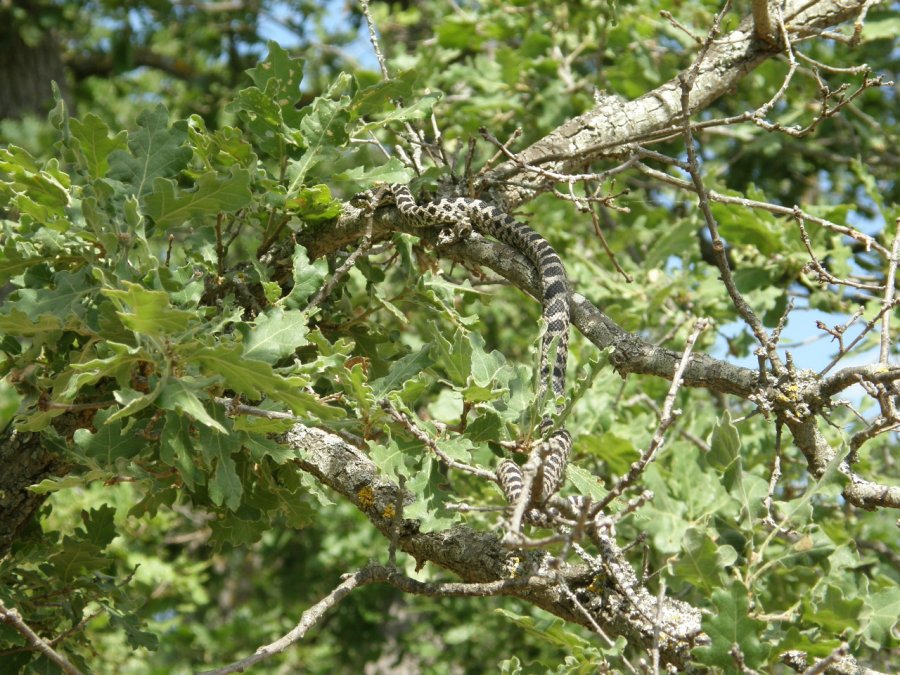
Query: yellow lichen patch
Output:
[[382, 504, 396, 520], [587, 573, 608, 594], [357, 485, 375, 509], [504, 555, 522, 578]]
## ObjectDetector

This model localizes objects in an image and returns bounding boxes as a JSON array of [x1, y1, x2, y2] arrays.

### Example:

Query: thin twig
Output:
[[636, 164, 884, 254], [307, 195, 377, 309], [380, 400, 497, 481], [796, 217, 881, 292], [200, 568, 372, 675], [596, 319, 708, 511], [879, 219, 900, 364], [388, 474, 406, 568], [0, 600, 84, 675], [659, 10, 702, 44], [818, 301, 900, 376], [359, 0, 390, 80], [800, 643, 850, 675], [678, 70, 784, 376]]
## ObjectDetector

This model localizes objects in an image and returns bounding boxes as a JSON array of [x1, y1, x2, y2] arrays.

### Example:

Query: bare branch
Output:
[[678, 70, 784, 374], [307, 191, 377, 309], [281, 424, 707, 667], [379, 400, 497, 482], [0, 601, 84, 675], [199, 568, 372, 675], [359, 0, 390, 80], [597, 319, 708, 511], [481, 0, 872, 206], [879, 219, 900, 364]]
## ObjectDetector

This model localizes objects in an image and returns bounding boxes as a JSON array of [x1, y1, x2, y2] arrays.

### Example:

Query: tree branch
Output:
[[282, 424, 706, 669], [0, 600, 84, 675], [478, 0, 870, 206]]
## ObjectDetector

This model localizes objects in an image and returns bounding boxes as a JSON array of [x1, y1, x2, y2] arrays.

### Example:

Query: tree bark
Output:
[[0, 27, 70, 120]]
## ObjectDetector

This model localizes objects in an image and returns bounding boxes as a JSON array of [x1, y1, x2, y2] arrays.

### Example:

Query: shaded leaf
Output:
[[144, 168, 251, 228], [108, 104, 192, 195]]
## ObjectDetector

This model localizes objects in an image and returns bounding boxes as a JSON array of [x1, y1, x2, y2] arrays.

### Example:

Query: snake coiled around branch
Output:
[[369, 184, 573, 526]]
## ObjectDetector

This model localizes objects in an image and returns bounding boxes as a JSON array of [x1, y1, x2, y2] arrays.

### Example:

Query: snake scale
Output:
[[372, 185, 574, 526]]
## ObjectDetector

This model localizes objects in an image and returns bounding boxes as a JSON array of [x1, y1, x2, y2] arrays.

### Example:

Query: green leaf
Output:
[[103, 281, 195, 337], [210, 445, 242, 511], [436, 18, 483, 50], [197, 421, 243, 511], [578, 431, 639, 476], [73, 409, 147, 464], [343, 362, 376, 415], [860, 16, 900, 42], [776, 626, 842, 660], [802, 584, 863, 634], [160, 412, 202, 489], [14, 269, 93, 323], [109, 610, 159, 651], [246, 435, 296, 463], [494, 607, 626, 659], [246, 41, 305, 126], [80, 504, 117, 549], [108, 104, 192, 195], [859, 586, 900, 647], [69, 113, 128, 178], [430, 324, 471, 386], [29, 474, 99, 494], [0, 309, 62, 336], [371, 438, 408, 481], [157, 379, 228, 433], [371, 344, 434, 397], [707, 410, 740, 473], [231, 85, 290, 158], [48, 536, 110, 582], [191, 343, 342, 418], [671, 527, 737, 592], [63, 343, 144, 399], [288, 73, 352, 190], [350, 71, 415, 118], [713, 200, 780, 256], [0, 147, 71, 224], [357, 92, 443, 132], [334, 157, 414, 188], [436, 436, 473, 462], [209, 512, 261, 547], [144, 168, 252, 228], [404, 456, 458, 532], [466, 410, 503, 443], [239, 308, 310, 362], [468, 332, 508, 389], [0, 379, 22, 429], [694, 584, 769, 670], [566, 463, 607, 500], [284, 245, 327, 307], [285, 184, 342, 223], [193, 344, 279, 398]]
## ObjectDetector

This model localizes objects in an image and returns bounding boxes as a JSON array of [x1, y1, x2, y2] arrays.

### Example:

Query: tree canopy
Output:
[[0, 1, 898, 673]]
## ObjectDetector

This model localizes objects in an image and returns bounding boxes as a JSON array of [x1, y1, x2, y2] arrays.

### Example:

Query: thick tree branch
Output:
[[477, 0, 871, 206], [282, 424, 706, 670]]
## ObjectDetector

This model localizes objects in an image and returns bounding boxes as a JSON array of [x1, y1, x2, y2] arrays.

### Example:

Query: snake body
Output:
[[380, 185, 573, 524]]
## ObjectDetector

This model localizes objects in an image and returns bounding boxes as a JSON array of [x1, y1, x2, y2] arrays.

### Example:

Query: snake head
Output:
[[436, 223, 473, 247], [350, 184, 394, 209], [349, 189, 376, 208]]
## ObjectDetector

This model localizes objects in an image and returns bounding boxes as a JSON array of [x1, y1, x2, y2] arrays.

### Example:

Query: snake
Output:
[[369, 184, 574, 526]]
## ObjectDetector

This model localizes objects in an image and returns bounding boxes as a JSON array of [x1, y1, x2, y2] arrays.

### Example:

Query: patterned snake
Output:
[[366, 185, 574, 526]]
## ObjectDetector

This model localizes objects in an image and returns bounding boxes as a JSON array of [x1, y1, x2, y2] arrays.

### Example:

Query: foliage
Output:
[[0, 0, 898, 673]]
